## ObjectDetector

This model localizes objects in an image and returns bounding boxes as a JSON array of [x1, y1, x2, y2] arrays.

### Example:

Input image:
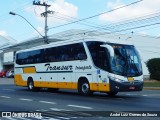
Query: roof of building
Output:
[[0, 29, 160, 75]]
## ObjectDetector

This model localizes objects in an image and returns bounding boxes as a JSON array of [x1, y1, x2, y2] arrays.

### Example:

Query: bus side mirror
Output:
[[100, 44, 114, 57]]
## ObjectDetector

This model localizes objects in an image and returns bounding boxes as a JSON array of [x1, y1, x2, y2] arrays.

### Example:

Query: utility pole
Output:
[[33, 0, 54, 44]]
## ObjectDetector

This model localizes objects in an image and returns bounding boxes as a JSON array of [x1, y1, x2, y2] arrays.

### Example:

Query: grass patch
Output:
[[144, 81, 160, 87]]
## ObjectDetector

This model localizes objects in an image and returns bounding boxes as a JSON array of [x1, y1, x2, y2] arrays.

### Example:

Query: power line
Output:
[[100, 12, 160, 32], [52, 11, 104, 29], [49, 22, 160, 40], [49, 0, 143, 30], [47, 9, 160, 35], [109, 22, 160, 33], [50, 14, 111, 31], [130, 24, 160, 35]]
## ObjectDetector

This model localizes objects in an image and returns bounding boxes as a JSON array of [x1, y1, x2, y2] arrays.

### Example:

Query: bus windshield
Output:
[[109, 44, 142, 77], [86, 41, 142, 77]]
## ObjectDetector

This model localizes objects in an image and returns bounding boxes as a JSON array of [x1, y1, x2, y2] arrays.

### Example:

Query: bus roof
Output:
[[16, 37, 133, 53]]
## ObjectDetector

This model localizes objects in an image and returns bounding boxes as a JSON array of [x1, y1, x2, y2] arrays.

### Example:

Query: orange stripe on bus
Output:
[[23, 67, 36, 73], [14, 74, 27, 86], [14, 74, 110, 92]]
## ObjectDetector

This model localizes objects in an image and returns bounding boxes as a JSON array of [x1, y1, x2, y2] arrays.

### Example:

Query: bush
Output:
[[146, 58, 160, 80]]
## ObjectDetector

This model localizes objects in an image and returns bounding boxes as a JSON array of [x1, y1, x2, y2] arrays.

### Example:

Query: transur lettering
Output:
[[45, 63, 73, 71]]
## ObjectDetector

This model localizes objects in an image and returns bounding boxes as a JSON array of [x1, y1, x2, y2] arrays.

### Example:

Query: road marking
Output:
[[36, 110, 41, 111], [67, 104, 92, 109], [39, 101, 56, 104], [34, 116, 43, 120], [2, 89, 15, 91], [142, 95, 148, 96], [3, 117, 17, 120], [19, 98, 33, 101], [39, 109, 48, 112], [50, 108, 72, 111], [44, 117, 60, 120], [57, 117, 70, 120], [17, 117, 31, 120], [126, 94, 137, 96], [0, 96, 11, 98], [126, 94, 149, 97]]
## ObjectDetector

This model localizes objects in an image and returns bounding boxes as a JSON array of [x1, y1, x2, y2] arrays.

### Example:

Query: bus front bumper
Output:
[[109, 79, 143, 92]]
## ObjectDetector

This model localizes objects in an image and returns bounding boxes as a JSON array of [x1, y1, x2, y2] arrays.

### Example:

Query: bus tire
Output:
[[27, 78, 36, 91], [78, 79, 90, 95], [107, 92, 118, 96]]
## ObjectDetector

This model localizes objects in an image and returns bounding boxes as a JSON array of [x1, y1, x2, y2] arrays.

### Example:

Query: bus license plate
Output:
[[129, 86, 135, 90], [128, 77, 134, 81]]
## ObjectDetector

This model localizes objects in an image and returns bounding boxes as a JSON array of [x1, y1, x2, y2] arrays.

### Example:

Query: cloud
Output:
[[0, 30, 7, 36], [0, 30, 17, 44], [25, 0, 78, 24], [99, 0, 160, 23], [138, 31, 148, 36]]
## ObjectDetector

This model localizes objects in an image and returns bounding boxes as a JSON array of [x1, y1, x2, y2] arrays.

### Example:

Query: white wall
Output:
[[0, 55, 3, 71], [3, 52, 14, 63]]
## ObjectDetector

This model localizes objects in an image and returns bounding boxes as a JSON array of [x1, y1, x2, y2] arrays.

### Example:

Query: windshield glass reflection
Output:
[[110, 44, 142, 77]]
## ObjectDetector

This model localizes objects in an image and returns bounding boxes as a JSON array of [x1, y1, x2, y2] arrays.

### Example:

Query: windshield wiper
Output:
[[122, 62, 129, 76], [127, 56, 140, 76]]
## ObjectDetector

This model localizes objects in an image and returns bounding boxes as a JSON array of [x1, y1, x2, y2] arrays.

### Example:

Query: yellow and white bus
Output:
[[14, 38, 143, 96]]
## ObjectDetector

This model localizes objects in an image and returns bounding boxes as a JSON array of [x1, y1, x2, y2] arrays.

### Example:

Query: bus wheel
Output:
[[27, 78, 35, 91], [78, 80, 90, 95], [107, 92, 118, 96]]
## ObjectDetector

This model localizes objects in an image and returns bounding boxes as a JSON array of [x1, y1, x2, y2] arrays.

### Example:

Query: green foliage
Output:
[[146, 58, 160, 80]]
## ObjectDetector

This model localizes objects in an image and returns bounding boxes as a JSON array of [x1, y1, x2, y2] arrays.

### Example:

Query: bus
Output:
[[14, 38, 143, 96]]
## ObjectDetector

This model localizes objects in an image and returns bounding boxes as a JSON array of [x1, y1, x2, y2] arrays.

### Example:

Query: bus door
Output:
[[97, 51, 110, 92]]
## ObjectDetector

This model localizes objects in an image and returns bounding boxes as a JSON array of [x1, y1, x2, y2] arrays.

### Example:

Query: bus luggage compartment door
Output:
[[57, 73, 72, 89]]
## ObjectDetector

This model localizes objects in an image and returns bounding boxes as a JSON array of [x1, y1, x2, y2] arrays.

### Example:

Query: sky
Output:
[[0, 0, 160, 43]]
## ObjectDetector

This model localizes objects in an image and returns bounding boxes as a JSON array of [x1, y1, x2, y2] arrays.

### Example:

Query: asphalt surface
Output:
[[0, 78, 160, 120]]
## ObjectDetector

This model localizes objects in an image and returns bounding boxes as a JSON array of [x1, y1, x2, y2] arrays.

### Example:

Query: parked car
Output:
[[6, 70, 14, 78], [0, 70, 7, 77]]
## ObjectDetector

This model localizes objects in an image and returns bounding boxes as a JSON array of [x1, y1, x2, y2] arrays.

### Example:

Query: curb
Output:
[[144, 87, 160, 90]]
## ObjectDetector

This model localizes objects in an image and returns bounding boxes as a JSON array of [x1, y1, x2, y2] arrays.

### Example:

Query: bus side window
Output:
[[77, 53, 87, 60], [73, 43, 87, 60]]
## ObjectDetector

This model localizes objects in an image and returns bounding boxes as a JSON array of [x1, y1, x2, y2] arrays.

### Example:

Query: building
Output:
[[0, 34, 17, 71], [0, 30, 160, 75]]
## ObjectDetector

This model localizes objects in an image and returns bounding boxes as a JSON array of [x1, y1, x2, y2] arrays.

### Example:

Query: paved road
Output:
[[0, 78, 160, 120]]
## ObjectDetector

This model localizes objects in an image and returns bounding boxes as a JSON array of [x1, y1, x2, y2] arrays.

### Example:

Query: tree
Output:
[[146, 58, 160, 80]]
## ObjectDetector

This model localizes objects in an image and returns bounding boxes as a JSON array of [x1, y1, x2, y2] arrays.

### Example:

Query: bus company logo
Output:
[[45, 63, 73, 71], [75, 65, 92, 71]]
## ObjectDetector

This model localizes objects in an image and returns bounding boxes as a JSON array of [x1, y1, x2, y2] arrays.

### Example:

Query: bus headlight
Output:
[[115, 78, 120, 82], [109, 76, 124, 82], [110, 76, 121, 82], [115, 78, 125, 82]]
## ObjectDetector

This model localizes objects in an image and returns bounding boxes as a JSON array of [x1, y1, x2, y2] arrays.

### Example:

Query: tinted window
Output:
[[16, 49, 44, 65], [54, 43, 87, 61], [44, 47, 57, 62], [86, 41, 110, 71], [16, 43, 87, 65]]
